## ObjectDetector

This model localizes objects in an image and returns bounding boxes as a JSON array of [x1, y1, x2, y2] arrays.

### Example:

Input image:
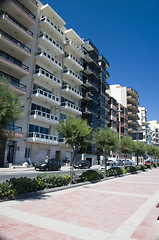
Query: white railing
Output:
[[32, 88, 59, 103], [30, 110, 58, 122]]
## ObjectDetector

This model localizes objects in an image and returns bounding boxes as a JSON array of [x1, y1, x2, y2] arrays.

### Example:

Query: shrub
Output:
[[36, 174, 70, 189], [152, 163, 158, 168], [140, 165, 146, 171], [0, 181, 13, 199], [145, 164, 152, 169], [80, 170, 104, 182], [122, 168, 127, 174], [135, 165, 141, 171], [125, 166, 136, 173], [0, 177, 39, 199], [63, 175, 71, 184], [106, 167, 123, 177], [9, 177, 39, 196]]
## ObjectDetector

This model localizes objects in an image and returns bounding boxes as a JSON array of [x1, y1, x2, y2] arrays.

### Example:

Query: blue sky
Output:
[[41, 0, 159, 121]]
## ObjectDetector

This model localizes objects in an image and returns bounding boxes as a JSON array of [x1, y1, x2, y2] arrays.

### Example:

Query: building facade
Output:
[[0, 1, 84, 166]]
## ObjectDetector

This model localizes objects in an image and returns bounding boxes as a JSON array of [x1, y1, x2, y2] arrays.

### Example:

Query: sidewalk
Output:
[[0, 168, 159, 239]]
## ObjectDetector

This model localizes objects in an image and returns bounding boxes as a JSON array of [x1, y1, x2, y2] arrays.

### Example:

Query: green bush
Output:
[[135, 165, 141, 171], [0, 177, 39, 199], [106, 167, 123, 177], [140, 165, 146, 171], [125, 166, 136, 173], [145, 164, 152, 169], [0, 181, 13, 199], [152, 163, 158, 168], [36, 174, 70, 189], [80, 170, 104, 182], [63, 175, 71, 184]]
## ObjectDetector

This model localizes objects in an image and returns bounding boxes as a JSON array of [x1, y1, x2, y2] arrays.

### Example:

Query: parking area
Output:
[[0, 168, 159, 240]]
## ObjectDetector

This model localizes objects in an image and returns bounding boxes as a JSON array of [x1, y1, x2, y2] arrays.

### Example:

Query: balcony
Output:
[[127, 95, 139, 106], [27, 132, 58, 145], [110, 103, 117, 111], [1, 0, 36, 27], [61, 84, 82, 100], [83, 92, 94, 101], [127, 87, 139, 99], [0, 30, 31, 60], [40, 16, 64, 41], [64, 39, 84, 58], [8, 124, 23, 137], [0, 11, 33, 43], [83, 66, 98, 78], [38, 32, 63, 56], [127, 103, 139, 113], [33, 68, 61, 89], [0, 50, 29, 78], [29, 110, 59, 125], [63, 52, 83, 71], [31, 88, 60, 106], [128, 119, 139, 127], [106, 70, 110, 79], [62, 68, 83, 86], [19, 0, 38, 11], [60, 101, 82, 116], [36, 50, 62, 72], [82, 78, 98, 89], [110, 115, 117, 122], [128, 112, 139, 120], [0, 71, 27, 95], [84, 52, 98, 65]]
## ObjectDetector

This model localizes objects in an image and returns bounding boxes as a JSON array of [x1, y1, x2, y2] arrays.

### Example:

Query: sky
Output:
[[41, 0, 159, 121]]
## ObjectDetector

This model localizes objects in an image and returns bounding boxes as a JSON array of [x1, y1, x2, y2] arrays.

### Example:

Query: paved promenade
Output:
[[0, 168, 159, 240]]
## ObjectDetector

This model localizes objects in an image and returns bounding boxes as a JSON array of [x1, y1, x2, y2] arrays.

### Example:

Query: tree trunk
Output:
[[104, 154, 107, 178], [70, 148, 75, 184], [136, 153, 139, 165]]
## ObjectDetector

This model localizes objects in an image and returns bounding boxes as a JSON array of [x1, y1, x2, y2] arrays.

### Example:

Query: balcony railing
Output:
[[0, 71, 27, 91], [28, 132, 57, 141], [64, 52, 82, 67], [0, 50, 29, 71], [11, 0, 36, 20], [8, 124, 22, 133], [64, 39, 83, 55], [63, 68, 82, 81], [32, 88, 60, 103], [30, 110, 58, 122], [36, 50, 62, 68], [31, 0, 38, 6], [61, 101, 81, 112], [0, 30, 31, 53], [39, 32, 63, 51], [0, 11, 33, 37], [34, 68, 61, 85], [62, 84, 82, 97], [40, 16, 64, 36]]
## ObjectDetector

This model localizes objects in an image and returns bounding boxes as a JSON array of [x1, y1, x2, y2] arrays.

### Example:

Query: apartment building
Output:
[[0, 0, 38, 166], [107, 84, 139, 136], [147, 120, 159, 147], [98, 55, 110, 129], [108, 97, 117, 132], [0, 1, 84, 166], [132, 107, 151, 144]]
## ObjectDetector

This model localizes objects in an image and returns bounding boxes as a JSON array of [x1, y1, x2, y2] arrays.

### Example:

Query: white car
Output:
[[125, 159, 134, 166], [99, 160, 118, 172]]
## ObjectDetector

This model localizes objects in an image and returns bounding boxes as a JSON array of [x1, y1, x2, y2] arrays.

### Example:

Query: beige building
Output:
[[0, 1, 84, 166], [107, 84, 139, 137]]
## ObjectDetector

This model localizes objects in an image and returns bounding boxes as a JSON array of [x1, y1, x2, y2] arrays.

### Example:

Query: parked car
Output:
[[117, 159, 124, 166], [144, 159, 154, 165], [125, 159, 134, 166], [99, 160, 118, 172], [74, 160, 90, 169], [35, 158, 61, 171]]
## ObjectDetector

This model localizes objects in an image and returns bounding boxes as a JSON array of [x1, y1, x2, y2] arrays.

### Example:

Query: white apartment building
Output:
[[0, 1, 84, 166], [147, 120, 159, 147]]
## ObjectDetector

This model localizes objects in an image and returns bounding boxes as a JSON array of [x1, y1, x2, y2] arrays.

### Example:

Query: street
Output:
[[0, 168, 159, 239], [0, 167, 93, 183]]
